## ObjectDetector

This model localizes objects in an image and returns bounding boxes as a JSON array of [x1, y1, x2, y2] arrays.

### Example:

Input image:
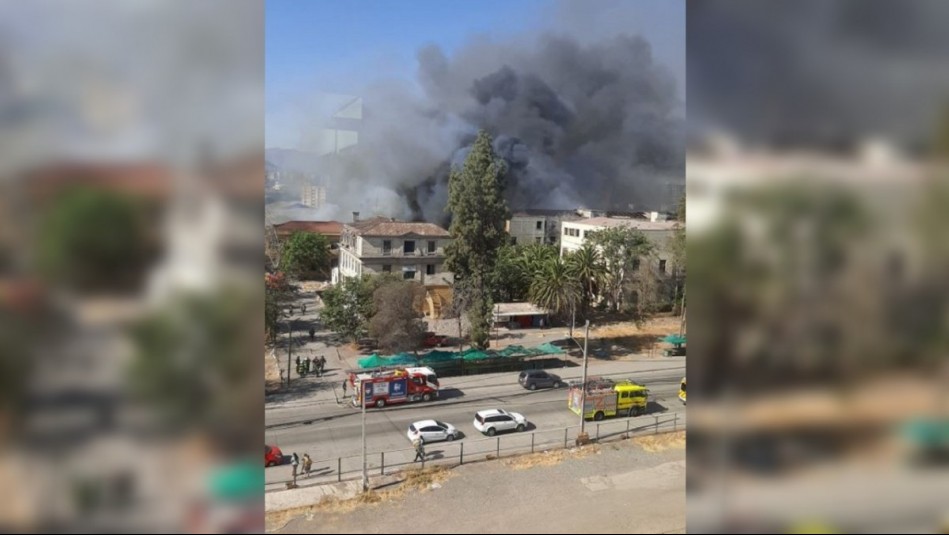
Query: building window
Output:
[[403, 270, 415, 280], [563, 227, 568, 236], [428, 240, 436, 253], [404, 240, 415, 254], [536, 221, 543, 230], [383, 240, 391, 255], [382, 265, 391, 273], [426, 264, 435, 275], [658, 259, 667, 273]]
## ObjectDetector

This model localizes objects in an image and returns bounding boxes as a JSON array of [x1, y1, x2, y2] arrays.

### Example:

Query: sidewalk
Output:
[[267, 432, 686, 534]]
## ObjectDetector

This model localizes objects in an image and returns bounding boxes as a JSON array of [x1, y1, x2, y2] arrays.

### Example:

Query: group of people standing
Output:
[[295, 355, 326, 377]]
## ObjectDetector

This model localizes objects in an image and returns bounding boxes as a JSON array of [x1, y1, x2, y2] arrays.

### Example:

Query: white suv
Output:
[[473, 409, 528, 436]]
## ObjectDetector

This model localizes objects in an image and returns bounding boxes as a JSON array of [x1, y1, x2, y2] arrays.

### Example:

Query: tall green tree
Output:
[[322, 274, 399, 343], [130, 288, 258, 429], [369, 281, 427, 353], [445, 130, 510, 348], [265, 272, 291, 345], [518, 243, 558, 277], [528, 256, 580, 316], [565, 244, 604, 319], [586, 226, 655, 312], [321, 275, 376, 343], [670, 195, 687, 315], [492, 244, 530, 302], [282, 231, 331, 280], [38, 188, 150, 292]]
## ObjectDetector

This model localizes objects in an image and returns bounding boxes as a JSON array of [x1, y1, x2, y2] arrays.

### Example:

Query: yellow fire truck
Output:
[[568, 378, 649, 421]]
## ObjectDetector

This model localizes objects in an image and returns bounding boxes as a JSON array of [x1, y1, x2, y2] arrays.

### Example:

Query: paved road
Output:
[[265, 360, 685, 489]]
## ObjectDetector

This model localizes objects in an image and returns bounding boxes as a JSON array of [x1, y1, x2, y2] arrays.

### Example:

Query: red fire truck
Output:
[[350, 366, 439, 408]]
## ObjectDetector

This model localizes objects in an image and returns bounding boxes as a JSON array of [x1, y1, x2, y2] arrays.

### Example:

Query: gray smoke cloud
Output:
[[688, 0, 949, 152], [276, 27, 684, 225]]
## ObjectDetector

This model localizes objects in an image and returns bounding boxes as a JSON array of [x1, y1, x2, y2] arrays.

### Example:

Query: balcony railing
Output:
[[370, 249, 442, 258]]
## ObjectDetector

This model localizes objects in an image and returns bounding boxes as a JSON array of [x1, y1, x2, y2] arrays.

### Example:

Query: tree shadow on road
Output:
[[265, 376, 338, 402], [436, 387, 465, 401], [646, 400, 668, 414]]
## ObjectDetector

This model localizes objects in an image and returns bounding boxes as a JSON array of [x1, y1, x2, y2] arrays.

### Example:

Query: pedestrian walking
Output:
[[290, 452, 300, 485], [412, 437, 426, 462], [302, 304, 307, 314], [295, 356, 301, 370], [342, 378, 348, 396], [302, 453, 313, 477], [303, 357, 311, 376], [309, 327, 315, 342], [319, 356, 327, 376]]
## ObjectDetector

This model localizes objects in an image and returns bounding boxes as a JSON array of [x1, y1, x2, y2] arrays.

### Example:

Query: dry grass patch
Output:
[[631, 431, 686, 453], [569, 317, 683, 358], [265, 467, 453, 532], [503, 444, 600, 470]]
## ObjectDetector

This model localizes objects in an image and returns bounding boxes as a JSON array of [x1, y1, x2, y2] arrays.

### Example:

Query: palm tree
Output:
[[529, 256, 581, 317], [518, 244, 557, 278], [566, 244, 603, 318]]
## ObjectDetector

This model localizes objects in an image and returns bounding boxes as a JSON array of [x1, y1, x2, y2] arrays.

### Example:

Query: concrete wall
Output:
[[508, 216, 548, 246]]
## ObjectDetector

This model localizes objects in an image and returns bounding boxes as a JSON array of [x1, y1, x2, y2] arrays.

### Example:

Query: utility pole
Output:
[[679, 284, 687, 337], [285, 309, 293, 387], [579, 320, 590, 435], [361, 380, 368, 493]]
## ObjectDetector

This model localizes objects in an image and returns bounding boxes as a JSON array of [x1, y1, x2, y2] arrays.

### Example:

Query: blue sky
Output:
[[266, 0, 684, 150]]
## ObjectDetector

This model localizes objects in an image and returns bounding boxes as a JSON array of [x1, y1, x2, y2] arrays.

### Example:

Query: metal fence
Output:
[[271, 413, 683, 488]]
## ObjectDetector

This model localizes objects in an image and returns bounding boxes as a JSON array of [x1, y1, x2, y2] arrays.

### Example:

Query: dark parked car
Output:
[[518, 370, 563, 390]]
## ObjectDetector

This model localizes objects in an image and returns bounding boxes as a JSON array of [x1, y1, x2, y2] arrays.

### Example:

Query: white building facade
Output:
[[559, 215, 681, 276], [337, 217, 452, 284]]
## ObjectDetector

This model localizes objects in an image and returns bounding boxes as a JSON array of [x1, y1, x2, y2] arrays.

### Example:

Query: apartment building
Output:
[[560, 213, 681, 276]]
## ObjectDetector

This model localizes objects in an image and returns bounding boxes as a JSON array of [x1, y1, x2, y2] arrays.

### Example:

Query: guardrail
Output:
[[269, 413, 683, 488]]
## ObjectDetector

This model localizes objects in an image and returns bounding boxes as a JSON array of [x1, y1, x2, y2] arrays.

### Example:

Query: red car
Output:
[[423, 332, 449, 348], [265, 445, 283, 467]]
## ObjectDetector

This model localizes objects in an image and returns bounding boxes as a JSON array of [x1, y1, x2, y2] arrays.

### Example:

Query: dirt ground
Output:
[[573, 315, 685, 358], [270, 434, 686, 534]]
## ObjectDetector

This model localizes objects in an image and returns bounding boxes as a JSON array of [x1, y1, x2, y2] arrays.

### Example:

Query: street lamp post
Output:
[[579, 320, 590, 436], [679, 284, 687, 337], [285, 308, 294, 387], [360, 380, 368, 493]]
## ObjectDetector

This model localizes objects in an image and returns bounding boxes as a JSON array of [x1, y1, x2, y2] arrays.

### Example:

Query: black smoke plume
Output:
[[322, 32, 683, 224]]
